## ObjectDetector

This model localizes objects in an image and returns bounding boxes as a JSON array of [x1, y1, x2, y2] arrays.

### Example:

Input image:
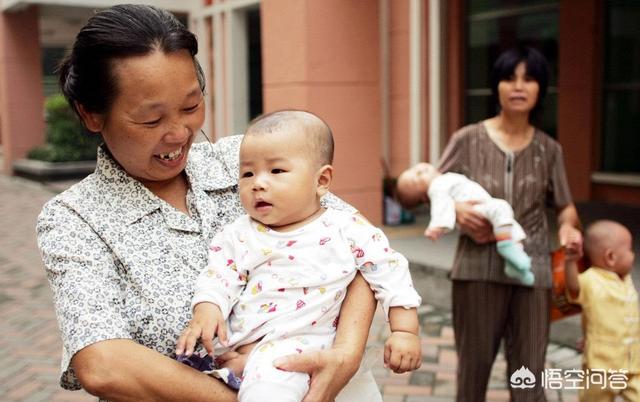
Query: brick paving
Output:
[[367, 305, 580, 402], [0, 176, 93, 401], [0, 174, 582, 401]]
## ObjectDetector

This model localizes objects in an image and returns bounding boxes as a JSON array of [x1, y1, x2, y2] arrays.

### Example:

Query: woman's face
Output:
[[87, 49, 205, 187], [497, 61, 540, 116]]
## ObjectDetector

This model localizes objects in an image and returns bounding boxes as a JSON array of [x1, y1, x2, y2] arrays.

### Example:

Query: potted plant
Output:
[[14, 94, 101, 179]]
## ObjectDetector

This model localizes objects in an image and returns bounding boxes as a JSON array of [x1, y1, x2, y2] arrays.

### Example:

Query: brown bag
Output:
[[550, 248, 586, 321]]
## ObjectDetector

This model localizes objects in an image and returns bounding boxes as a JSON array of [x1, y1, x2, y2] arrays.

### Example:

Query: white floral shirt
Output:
[[36, 136, 352, 390]]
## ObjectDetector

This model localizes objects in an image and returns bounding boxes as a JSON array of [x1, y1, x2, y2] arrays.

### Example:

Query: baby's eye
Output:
[[271, 169, 286, 174], [241, 171, 254, 178]]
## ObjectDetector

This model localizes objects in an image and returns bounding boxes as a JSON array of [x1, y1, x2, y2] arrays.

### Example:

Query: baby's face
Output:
[[397, 163, 437, 206], [239, 130, 322, 231], [610, 228, 635, 277]]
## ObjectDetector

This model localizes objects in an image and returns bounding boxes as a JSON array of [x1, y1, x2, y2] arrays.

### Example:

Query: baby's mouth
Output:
[[255, 201, 272, 209]]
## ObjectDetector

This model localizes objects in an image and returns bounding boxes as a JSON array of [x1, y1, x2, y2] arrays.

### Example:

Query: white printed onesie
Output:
[[192, 208, 422, 401], [427, 172, 526, 241]]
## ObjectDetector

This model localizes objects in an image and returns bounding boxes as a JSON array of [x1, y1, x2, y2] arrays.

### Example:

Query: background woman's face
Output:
[[497, 61, 540, 115], [98, 49, 205, 186]]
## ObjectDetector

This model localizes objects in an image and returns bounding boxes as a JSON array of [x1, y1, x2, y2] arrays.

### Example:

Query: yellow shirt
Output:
[[569, 267, 640, 372]]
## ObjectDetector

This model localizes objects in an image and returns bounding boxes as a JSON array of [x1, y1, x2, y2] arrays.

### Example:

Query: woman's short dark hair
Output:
[[58, 4, 205, 120], [490, 46, 550, 120]]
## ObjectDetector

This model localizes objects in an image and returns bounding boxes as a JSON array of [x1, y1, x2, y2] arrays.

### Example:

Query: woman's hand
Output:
[[557, 203, 583, 261], [558, 222, 583, 261], [273, 345, 360, 402], [455, 201, 494, 244], [176, 302, 227, 357]]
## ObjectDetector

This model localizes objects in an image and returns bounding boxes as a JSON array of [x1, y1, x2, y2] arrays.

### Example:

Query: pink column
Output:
[[261, 0, 382, 223], [0, 6, 44, 174]]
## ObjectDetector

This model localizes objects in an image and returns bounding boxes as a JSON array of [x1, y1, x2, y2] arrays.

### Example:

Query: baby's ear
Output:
[[603, 248, 616, 268], [316, 165, 333, 197]]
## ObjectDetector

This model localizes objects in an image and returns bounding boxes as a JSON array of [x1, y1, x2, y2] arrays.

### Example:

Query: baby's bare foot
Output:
[[216, 342, 258, 377]]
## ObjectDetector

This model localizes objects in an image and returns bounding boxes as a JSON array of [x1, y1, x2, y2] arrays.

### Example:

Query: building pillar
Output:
[[0, 6, 44, 174], [557, 0, 599, 202], [261, 0, 382, 223]]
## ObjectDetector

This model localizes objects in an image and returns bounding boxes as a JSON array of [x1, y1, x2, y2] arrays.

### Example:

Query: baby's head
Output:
[[396, 163, 440, 208], [584, 220, 635, 278], [239, 110, 334, 230]]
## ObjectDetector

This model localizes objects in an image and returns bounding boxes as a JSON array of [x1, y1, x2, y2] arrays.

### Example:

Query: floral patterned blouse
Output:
[[36, 136, 352, 390]]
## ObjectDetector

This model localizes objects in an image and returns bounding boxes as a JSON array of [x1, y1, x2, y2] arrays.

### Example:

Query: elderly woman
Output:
[[37, 5, 379, 401], [438, 47, 583, 401]]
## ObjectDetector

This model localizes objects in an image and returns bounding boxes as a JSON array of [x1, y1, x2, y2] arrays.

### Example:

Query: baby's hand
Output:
[[424, 227, 445, 241], [384, 331, 422, 373], [176, 302, 227, 357]]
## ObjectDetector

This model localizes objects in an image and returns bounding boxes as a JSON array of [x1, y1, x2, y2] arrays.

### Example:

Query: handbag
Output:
[[550, 247, 586, 321]]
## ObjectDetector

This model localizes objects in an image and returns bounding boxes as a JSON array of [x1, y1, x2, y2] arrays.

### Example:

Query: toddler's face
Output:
[[239, 130, 323, 231], [610, 228, 635, 277], [397, 163, 437, 206]]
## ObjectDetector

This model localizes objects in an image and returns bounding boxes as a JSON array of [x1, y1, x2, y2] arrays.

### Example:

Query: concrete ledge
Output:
[[13, 158, 95, 180]]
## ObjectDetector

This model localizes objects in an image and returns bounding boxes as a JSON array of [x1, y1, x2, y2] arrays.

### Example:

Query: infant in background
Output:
[[396, 162, 533, 286], [177, 110, 423, 402]]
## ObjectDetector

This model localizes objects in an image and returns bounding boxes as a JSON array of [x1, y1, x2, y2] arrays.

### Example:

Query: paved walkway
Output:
[[0, 175, 582, 401]]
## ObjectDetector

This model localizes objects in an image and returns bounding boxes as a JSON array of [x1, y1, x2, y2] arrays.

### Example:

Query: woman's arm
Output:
[[38, 202, 236, 401], [274, 272, 376, 402], [557, 203, 583, 260], [73, 339, 236, 402]]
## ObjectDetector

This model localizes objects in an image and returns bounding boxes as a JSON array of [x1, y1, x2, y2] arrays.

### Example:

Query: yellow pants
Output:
[[580, 373, 640, 402]]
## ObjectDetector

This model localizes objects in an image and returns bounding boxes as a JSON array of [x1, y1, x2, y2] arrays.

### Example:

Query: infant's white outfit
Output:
[[192, 208, 422, 402], [427, 172, 525, 241]]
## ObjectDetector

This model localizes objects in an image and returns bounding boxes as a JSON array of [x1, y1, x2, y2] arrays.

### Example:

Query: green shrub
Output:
[[27, 94, 101, 162]]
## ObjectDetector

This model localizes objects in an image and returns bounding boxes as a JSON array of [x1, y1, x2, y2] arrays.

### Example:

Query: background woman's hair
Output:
[[489, 45, 550, 121], [58, 4, 205, 122]]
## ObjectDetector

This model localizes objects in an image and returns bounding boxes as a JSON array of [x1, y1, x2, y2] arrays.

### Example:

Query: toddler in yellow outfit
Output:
[[565, 220, 640, 401]]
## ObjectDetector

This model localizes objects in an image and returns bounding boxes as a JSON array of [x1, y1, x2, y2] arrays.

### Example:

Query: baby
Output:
[[565, 220, 639, 401], [396, 162, 533, 285], [177, 110, 422, 402]]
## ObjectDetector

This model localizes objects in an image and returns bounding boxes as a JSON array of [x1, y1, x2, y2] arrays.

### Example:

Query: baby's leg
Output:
[[239, 336, 329, 402], [473, 200, 533, 285]]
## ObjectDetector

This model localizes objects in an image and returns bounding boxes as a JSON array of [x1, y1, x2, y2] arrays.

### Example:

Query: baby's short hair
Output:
[[246, 110, 334, 167], [583, 219, 630, 260]]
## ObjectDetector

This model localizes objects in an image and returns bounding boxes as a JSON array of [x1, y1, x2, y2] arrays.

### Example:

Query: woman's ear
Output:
[[76, 102, 105, 133], [316, 165, 334, 197]]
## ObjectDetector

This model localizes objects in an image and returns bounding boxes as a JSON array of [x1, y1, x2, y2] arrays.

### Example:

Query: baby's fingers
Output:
[[200, 324, 217, 357], [175, 330, 188, 356], [383, 342, 392, 368], [387, 351, 402, 373], [176, 325, 200, 356], [398, 355, 419, 374]]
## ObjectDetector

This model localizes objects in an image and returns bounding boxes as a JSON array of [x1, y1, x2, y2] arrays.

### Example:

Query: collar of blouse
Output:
[[90, 143, 238, 225]]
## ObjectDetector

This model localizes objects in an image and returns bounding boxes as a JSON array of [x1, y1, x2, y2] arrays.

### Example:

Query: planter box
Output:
[[13, 158, 95, 180]]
